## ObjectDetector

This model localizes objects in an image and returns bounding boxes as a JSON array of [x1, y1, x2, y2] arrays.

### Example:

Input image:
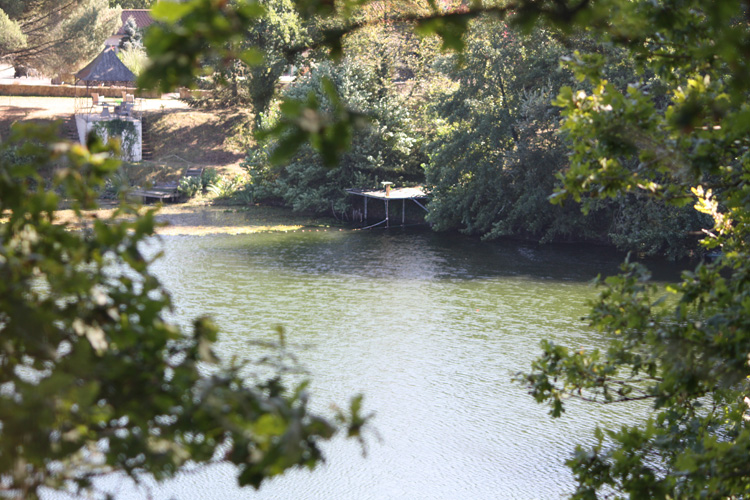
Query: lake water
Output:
[[100, 228, 681, 500]]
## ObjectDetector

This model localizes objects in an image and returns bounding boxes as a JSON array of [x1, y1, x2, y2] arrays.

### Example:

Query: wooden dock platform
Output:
[[346, 185, 429, 228], [129, 181, 179, 203], [127, 167, 204, 204]]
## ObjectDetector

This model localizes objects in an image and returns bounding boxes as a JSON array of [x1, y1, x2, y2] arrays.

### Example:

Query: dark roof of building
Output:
[[115, 9, 154, 36], [75, 47, 136, 84]]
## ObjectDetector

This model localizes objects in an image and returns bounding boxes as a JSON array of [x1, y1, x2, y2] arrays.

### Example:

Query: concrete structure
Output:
[[75, 115, 142, 161]]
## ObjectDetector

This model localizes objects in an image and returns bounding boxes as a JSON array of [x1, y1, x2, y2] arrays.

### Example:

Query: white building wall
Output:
[[75, 115, 142, 162]]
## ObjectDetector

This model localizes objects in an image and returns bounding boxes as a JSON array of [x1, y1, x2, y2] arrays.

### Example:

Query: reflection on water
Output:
[[100, 229, 683, 500]]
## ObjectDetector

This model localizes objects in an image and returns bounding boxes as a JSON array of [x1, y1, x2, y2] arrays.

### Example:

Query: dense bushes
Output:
[[241, 16, 708, 258], [424, 18, 708, 258], [177, 168, 248, 201], [245, 57, 426, 215]]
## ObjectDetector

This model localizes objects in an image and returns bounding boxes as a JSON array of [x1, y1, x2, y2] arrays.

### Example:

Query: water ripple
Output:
[[88, 230, 668, 500]]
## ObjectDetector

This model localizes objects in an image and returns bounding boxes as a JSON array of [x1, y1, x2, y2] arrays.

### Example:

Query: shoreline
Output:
[[52, 201, 344, 236]]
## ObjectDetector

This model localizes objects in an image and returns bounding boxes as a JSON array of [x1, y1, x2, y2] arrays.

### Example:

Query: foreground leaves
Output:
[[519, 1, 750, 498], [0, 123, 367, 499]]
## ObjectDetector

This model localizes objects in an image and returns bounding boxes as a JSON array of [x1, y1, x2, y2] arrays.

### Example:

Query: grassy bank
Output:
[[1, 96, 340, 235], [1, 96, 253, 182], [147, 108, 250, 171], [115, 107, 252, 187]]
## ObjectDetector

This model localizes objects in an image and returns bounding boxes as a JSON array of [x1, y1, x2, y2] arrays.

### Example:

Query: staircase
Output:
[[140, 115, 154, 160], [64, 115, 79, 143]]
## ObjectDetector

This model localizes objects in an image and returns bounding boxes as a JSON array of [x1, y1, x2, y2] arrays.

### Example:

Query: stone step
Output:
[[65, 116, 79, 143]]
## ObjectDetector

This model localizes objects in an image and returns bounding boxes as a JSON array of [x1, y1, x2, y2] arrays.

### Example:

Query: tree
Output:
[[425, 19, 601, 243], [119, 15, 143, 51], [0, 124, 366, 499], [0, 0, 120, 74], [510, 1, 750, 497], [425, 16, 708, 257], [242, 0, 310, 120], [246, 55, 426, 214], [167, 0, 310, 112], [244, 10, 435, 215], [0, 8, 25, 56]]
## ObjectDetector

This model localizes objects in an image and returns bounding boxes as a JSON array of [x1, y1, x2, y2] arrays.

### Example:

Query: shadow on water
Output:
[[163, 226, 687, 284]]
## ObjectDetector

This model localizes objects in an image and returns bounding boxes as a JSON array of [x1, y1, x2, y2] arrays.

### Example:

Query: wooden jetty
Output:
[[346, 185, 429, 228], [184, 166, 204, 178], [129, 167, 204, 203], [129, 182, 179, 203]]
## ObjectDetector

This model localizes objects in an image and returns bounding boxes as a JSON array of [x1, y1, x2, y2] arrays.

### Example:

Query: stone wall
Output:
[[0, 83, 160, 99], [178, 88, 210, 99], [75, 115, 143, 162]]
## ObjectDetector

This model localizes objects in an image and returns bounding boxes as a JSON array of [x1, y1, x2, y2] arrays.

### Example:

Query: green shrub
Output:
[[103, 170, 131, 199], [201, 167, 220, 189], [207, 175, 244, 199], [245, 58, 426, 214], [178, 176, 202, 198], [236, 188, 254, 205], [118, 47, 148, 76]]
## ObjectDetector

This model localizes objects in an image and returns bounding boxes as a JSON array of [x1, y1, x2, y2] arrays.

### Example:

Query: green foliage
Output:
[[426, 19, 595, 241], [207, 174, 246, 199], [93, 118, 137, 139], [242, 0, 310, 118], [140, 0, 266, 92], [177, 168, 246, 201], [0, 8, 25, 53], [178, 176, 202, 198], [0, 122, 367, 499], [0, 0, 120, 74], [91, 119, 139, 161], [425, 17, 708, 257], [246, 57, 425, 214], [515, 1, 750, 497], [608, 194, 706, 260], [117, 46, 148, 76], [103, 169, 131, 199], [201, 167, 220, 189], [180, 0, 310, 111], [521, 253, 750, 498], [236, 187, 255, 205], [119, 15, 143, 51]]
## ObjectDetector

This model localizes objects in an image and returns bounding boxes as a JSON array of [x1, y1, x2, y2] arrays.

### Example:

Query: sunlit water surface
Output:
[[88, 229, 684, 500]]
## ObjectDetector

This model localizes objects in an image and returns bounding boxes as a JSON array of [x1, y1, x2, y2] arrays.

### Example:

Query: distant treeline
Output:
[[216, 10, 709, 259]]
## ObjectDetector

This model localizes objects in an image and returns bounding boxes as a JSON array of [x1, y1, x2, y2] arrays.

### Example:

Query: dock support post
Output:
[[364, 197, 368, 225], [385, 199, 389, 228], [402, 199, 405, 226]]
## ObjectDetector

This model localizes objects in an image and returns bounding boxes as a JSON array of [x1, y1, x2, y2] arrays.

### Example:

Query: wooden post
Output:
[[402, 199, 405, 226], [364, 196, 368, 224], [385, 199, 389, 228]]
